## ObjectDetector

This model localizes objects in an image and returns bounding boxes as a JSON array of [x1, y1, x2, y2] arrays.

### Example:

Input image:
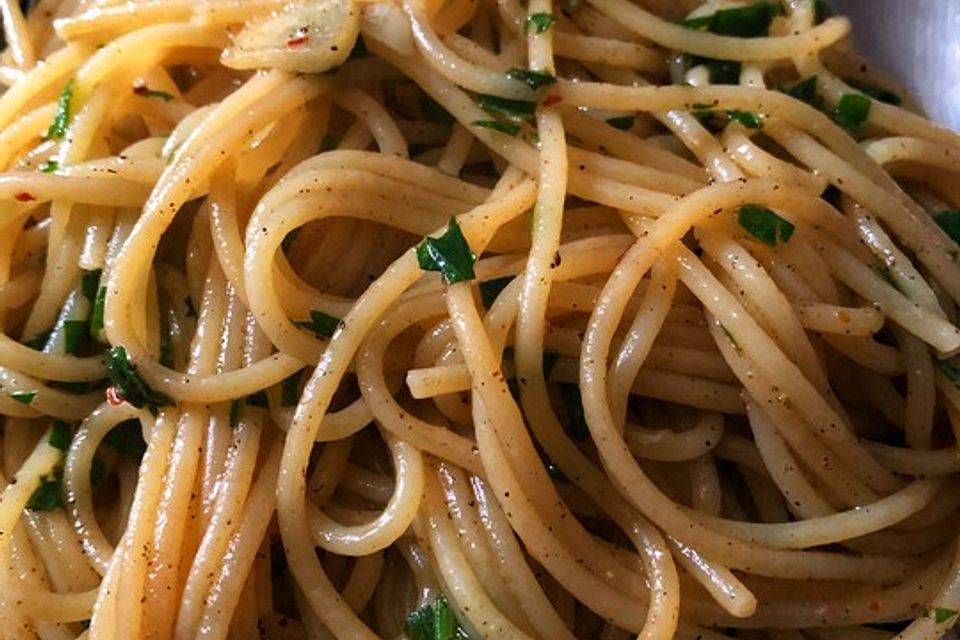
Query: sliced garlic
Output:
[[222, 0, 360, 74]]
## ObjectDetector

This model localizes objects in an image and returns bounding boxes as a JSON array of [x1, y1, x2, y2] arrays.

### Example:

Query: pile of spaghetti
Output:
[[0, 0, 958, 638]]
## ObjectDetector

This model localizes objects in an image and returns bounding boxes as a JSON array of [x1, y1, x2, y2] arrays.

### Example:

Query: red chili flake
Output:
[[14, 192, 35, 202], [106, 386, 125, 406], [287, 35, 309, 47], [542, 94, 563, 108]]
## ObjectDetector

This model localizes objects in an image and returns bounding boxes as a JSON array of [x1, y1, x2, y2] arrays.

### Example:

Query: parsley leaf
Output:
[[404, 595, 470, 640], [933, 607, 958, 624], [470, 120, 520, 136], [506, 68, 556, 90], [738, 205, 795, 246], [477, 94, 536, 120], [49, 420, 73, 450], [104, 345, 174, 413], [417, 218, 477, 284], [524, 12, 556, 35], [11, 390, 37, 405], [780, 76, 824, 110], [132, 84, 174, 101], [39, 159, 59, 173], [298, 310, 342, 339], [479, 276, 514, 309], [688, 56, 741, 85], [682, 2, 781, 38], [23, 330, 51, 351], [27, 476, 63, 511], [936, 358, 960, 383], [81, 270, 101, 302], [63, 319, 87, 354], [727, 110, 763, 129], [47, 79, 76, 140], [833, 93, 871, 134]]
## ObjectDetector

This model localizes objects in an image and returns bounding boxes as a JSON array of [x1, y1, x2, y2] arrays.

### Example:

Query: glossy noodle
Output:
[[0, 0, 958, 639]]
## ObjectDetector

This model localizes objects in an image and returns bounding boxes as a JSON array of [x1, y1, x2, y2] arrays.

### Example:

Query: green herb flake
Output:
[[781, 76, 824, 110], [416, 217, 477, 284], [90, 286, 107, 342], [420, 95, 454, 124], [476, 94, 536, 120], [727, 110, 763, 129], [11, 390, 37, 405], [104, 345, 174, 413], [133, 84, 174, 101], [299, 309, 342, 339], [682, 2, 781, 38], [404, 595, 469, 640], [49, 420, 73, 450], [281, 371, 302, 407], [933, 607, 958, 624], [47, 79, 76, 140], [23, 330, 51, 351], [524, 12, 556, 35], [720, 324, 740, 351], [506, 68, 556, 90], [689, 56, 742, 85], [470, 119, 520, 136], [479, 276, 515, 309], [26, 476, 62, 511], [63, 319, 86, 354], [934, 210, 960, 244], [605, 116, 635, 131], [103, 419, 147, 457], [557, 383, 589, 441], [738, 204, 795, 246], [39, 159, 59, 173], [844, 77, 900, 105], [81, 270, 101, 302], [833, 93, 871, 134]]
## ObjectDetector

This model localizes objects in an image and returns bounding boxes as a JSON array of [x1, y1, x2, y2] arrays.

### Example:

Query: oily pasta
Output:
[[0, 0, 958, 638]]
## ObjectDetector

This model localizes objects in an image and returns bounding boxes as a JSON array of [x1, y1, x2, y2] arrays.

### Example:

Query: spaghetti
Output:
[[0, 0, 957, 639]]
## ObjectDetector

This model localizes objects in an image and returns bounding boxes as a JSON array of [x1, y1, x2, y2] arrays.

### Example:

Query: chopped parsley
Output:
[[506, 68, 556, 90], [404, 595, 470, 640], [23, 329, 51, 351], [63, 319, 87, 354], [833, 93, 871, 134], [688, 56, 742, 85], [605, 116, 635, 131], [780, 76, 824, 110], [470, 120, 520, 136], [81, 270, 101, 302], [524, 12, 556, 35], [416, 218, 477, 284], [476, 94, 536, 120], [104, 345, 174, 413], [39, 159, 59, 173], [47, 79, 76, 140], [720, 324, 740, 350], [26, 475, 63, 511], [298, 309, 342, 339], [49, 420, 73, 450], [932, 607, 958, 624], [727, 110, 763, 129], [132, 84, 174, 101], [936, 358, 960, 383], [479, 275, 514, 309], [11, 390, 37, 405], [682, 2, 781, 38], [738, 204, 795, 246]]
